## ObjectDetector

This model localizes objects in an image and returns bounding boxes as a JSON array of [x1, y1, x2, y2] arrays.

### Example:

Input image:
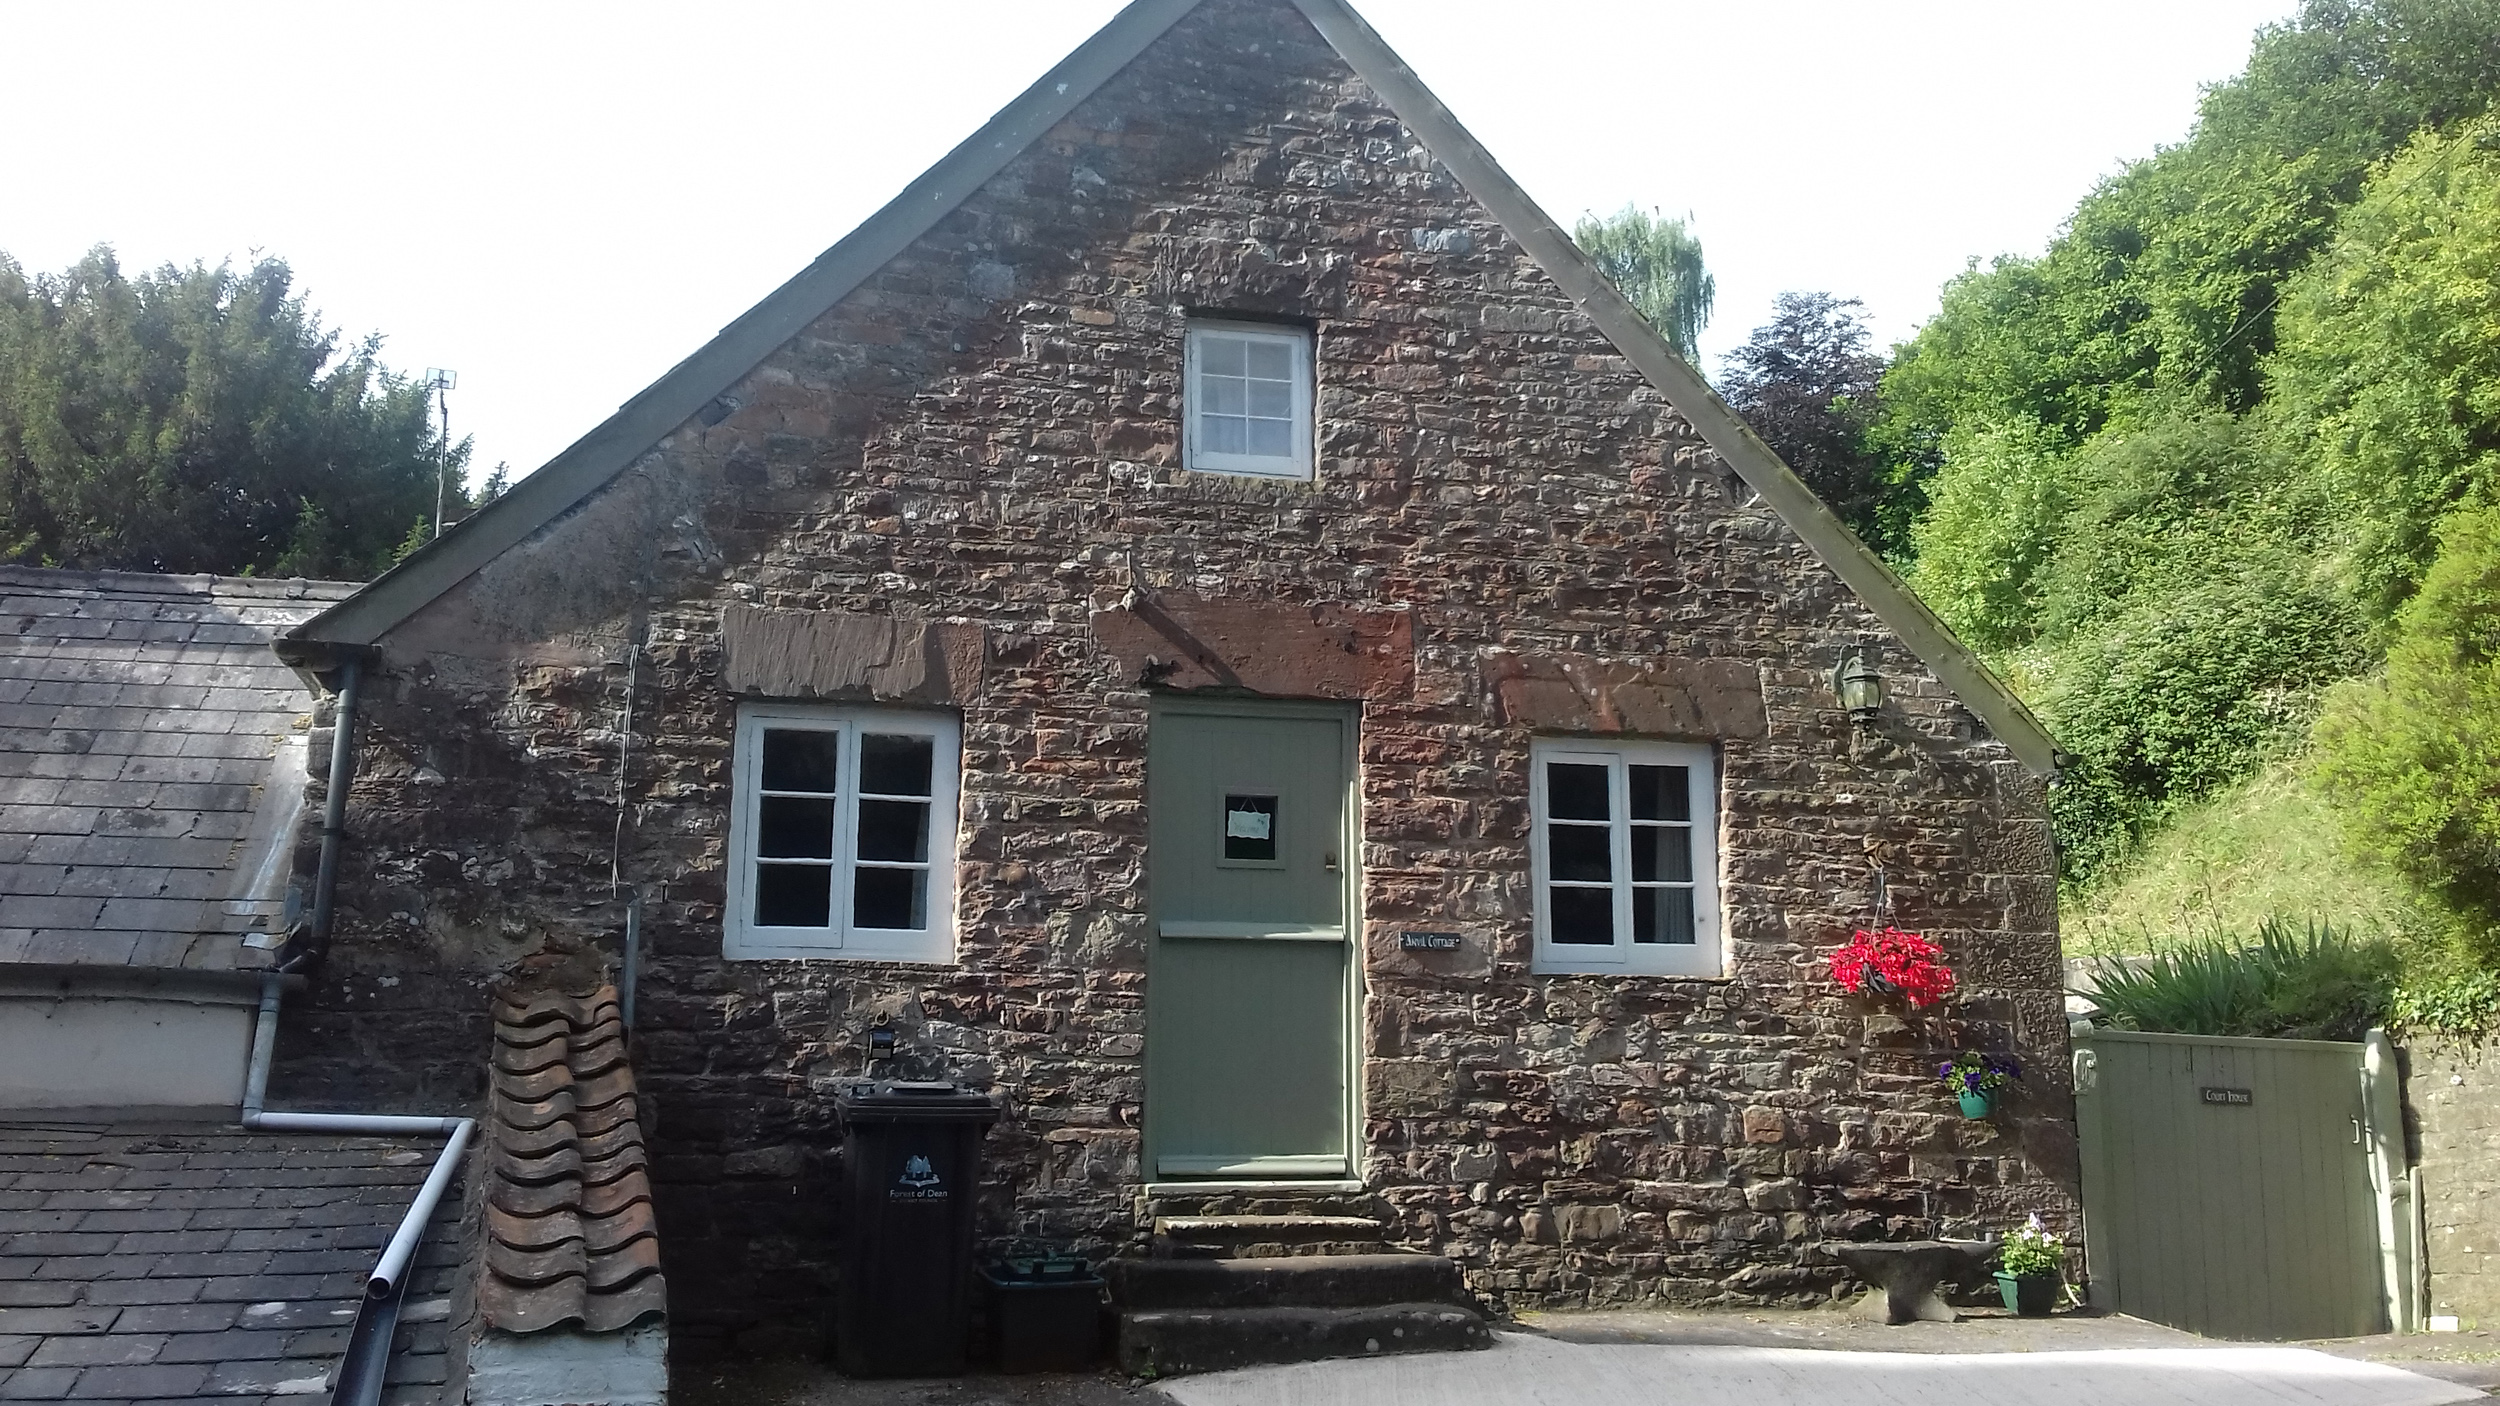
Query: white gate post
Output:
[[2363, 1028, 2419, 1332]]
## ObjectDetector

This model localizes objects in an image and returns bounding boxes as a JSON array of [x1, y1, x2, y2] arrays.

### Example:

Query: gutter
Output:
[[240, 654, 476, 1406]]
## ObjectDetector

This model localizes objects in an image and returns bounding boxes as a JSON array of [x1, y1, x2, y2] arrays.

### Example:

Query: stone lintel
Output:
[[1091, 594, 1414, 699], [1479, 649, 1767, 739], [719, 605, 985, 705]]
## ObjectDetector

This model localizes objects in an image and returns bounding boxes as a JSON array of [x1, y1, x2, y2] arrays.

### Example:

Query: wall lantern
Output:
[[1831, 650, 1885, 724]]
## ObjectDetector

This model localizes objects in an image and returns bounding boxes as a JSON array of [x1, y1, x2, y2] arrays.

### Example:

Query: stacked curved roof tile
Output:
[[481, 982, 667, 1335]]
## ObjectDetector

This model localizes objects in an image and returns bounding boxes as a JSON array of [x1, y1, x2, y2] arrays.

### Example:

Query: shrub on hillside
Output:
[[2044, 550, 2366, 882], [2314, 504, 2500, 934]]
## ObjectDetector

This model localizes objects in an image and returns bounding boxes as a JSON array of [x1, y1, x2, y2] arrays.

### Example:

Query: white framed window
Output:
[[1529, 738, 1722, 976], [1184, 319, 1313, 479], [724, 704, 960, 963]]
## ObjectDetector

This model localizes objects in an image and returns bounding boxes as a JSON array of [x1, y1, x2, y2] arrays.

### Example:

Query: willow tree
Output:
[[1573, 205, 1714, 361]]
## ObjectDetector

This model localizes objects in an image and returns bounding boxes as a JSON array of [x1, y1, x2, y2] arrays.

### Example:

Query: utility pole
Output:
[[423, 368, 458, 539]]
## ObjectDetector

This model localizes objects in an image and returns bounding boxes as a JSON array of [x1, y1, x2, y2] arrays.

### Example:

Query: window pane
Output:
[[754, 863, 831, 928], [1247, 378, 1292, 418], [1245, 417, 1292, 457], [1224, 795, 1278, 862], [1545, 762, 1609, 821], [761, 729, 839, 793], [1548, 824, 1611, 882], [854, 866, 928, 930], [1630, 823, 1693, 883], [1204, 375, 1247, 415], [1629, 765, 1690, 822], [1633, 887, 1697, 945], [1550, 886, 1613, 944], [857, 799, 930, 863], [1202, 334, 1247, 375], [1202, 414, 1246, 455], [860, 734, 933, 796], [1246, 338, 1292, 379], [758, 796, 835, 859]]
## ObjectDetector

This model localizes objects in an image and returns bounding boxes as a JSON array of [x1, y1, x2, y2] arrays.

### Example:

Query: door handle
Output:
[[1324, 851, 1339, 873], [2352, 1117, 2365, 1146]]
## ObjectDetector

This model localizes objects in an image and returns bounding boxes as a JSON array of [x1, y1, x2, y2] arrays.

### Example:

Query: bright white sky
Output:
[[4, 0, 2296, 483]]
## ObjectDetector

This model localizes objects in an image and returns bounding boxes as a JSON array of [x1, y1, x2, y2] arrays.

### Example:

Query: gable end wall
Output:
[[277, 0, 2074, 1344]]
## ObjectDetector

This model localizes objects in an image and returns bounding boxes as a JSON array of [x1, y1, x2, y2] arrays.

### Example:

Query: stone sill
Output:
[[1143, 1180, 1365, 1196]]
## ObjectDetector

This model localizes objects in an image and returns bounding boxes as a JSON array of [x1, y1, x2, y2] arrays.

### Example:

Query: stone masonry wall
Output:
[[280, 0, 2077, 1348], [2407, 1037, 2500, 1326]]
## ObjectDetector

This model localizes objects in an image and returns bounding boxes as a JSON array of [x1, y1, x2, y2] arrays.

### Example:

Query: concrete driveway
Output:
[[1158, 1333, 2487, 1406]]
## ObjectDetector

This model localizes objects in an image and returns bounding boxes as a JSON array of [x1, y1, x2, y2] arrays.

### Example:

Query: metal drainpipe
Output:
[[238, 655, 476, 1406], [309, 656, 363, 962]]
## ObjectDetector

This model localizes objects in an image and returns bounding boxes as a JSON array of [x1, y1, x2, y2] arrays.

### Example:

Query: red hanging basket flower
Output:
[[1827, 927, 1956, 1007]]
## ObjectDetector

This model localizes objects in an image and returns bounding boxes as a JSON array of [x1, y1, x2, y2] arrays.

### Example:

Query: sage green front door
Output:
[[1146, 702, 1355, 1180]]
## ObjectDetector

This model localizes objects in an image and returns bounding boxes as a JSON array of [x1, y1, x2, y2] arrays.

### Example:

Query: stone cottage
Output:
[[262, 0, 2079, 1351]]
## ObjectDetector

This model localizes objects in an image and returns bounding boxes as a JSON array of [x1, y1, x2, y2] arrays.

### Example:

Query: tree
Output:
[[1717, 293, 1891, 544], [0, 246, 469, 578], [1573, 206, 1713, 360]]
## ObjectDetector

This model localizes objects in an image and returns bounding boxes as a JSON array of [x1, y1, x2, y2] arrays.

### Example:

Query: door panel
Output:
[[1147, 706, 1352, 1180]]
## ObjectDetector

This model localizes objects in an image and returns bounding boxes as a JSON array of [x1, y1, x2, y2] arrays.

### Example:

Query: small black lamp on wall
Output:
[[1832, 649, 1885, 725]]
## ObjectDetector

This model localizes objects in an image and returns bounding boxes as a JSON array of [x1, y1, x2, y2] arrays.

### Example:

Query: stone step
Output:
[[1116, 1302, 1494, 1377], [1151, 1214, 1387, 1259], [1109, 1252, 1469, 1312]]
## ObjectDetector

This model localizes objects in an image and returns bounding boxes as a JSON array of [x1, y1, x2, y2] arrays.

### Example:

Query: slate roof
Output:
[[479, 983, 665, 1335], [0, 1115, 458, 1404], [0, 568, 360, 971]]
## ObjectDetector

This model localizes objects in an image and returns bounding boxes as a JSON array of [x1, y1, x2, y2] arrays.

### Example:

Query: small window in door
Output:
[[1530, 738, 1722, 976], [726, 704, 959, 963], [1184, 320, 1314, 480]]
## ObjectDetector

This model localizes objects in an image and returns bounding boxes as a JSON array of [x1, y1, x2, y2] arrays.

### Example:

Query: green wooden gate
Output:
[[2075, 1029, 2395, 1339]]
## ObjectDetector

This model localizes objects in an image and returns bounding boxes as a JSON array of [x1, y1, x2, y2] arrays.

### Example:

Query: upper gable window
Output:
[[724, 703, 960, 964], [1185, 320, 1313, 480]]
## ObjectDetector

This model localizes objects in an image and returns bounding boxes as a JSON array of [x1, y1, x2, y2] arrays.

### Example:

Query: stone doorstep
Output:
[[1151, 1215, 1389, 1260], [1116, 1302, 1493, 1378], [1109, 1252, 1471, 1312]]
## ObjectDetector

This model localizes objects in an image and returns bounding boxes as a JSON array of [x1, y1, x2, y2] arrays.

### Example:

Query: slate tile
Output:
[[0, 1341, 30, 1370], [149, 1329, 288, 1365], [79, 1281, 202, 1308], [108, 1233, 229, 1258], [109, 1304, 237, 1335], [197, 1277, 321, 1305], [233, 1302, 352, 1333], [198, 1358, 331, 1397], [73, 1211, 191, 1235], [62, 1362, 210, 1398], [0, 1288, 76, 1310], [0, 1308, 113, 1336], [24, 1334, 165, 1368], [0, 1365, 78, 1399]]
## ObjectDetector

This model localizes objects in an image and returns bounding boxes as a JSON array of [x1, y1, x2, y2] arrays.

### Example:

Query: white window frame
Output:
[[1183, 319, 1315, 480], [724, 703, 960, 963], [1529, 738, 1723, 977]]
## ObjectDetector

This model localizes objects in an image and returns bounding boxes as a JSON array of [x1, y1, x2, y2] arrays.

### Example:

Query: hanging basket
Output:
[[1957, 1088, 1996, 1119]]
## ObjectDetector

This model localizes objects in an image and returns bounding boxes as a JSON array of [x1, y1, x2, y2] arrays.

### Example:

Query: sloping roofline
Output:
[[286, 0, 2065, 776]]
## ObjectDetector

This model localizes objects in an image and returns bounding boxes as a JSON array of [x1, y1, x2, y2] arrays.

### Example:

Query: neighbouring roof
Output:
[[479, 982, 665, 1336], [0, 568, 359, 972], [0, 1115, 459, 1403], [279, 0, 2063, 777]]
